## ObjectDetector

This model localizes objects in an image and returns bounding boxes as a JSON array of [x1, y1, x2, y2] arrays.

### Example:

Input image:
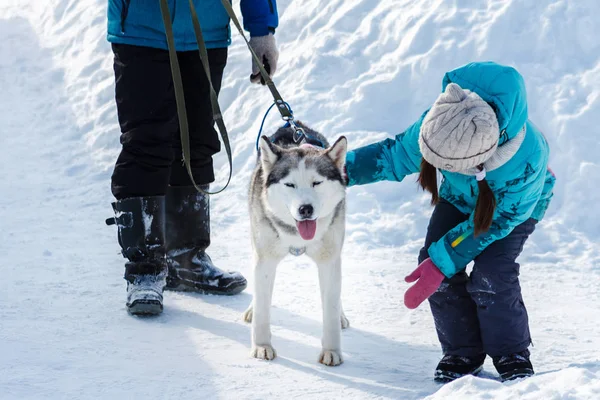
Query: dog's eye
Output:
[[312, 181, 323, 187], [284, 183, 296, 188]]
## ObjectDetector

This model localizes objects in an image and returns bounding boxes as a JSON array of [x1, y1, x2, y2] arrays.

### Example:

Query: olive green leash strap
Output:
[[159, 0, 302, 195], [159, 0, 232, 195], [217, 0, 307, 142], [217, 0, 294, 122]]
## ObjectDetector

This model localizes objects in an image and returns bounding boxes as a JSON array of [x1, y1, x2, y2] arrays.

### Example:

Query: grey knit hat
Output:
[[419, 83, 500, 172]]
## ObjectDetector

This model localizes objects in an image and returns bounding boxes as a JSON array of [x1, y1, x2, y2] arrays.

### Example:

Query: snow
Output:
[[1, 0, 599, 399]]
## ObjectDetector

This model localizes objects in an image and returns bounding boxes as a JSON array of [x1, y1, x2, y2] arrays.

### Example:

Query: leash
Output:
[[256, 102, 287, 151], [159, 0, 231, 195], [255, 102, 325, 151], [159, 0, 305, 195], [218, 0, 307, 143]]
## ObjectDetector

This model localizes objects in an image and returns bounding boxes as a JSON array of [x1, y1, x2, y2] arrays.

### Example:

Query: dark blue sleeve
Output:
[[240, 0, 279, 36]]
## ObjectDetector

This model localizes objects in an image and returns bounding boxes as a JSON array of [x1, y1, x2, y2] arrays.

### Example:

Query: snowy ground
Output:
[[1, 0, 600, 399]]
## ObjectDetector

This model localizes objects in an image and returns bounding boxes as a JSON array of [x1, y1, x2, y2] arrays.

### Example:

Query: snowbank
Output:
[[1, 0, 599, 399]]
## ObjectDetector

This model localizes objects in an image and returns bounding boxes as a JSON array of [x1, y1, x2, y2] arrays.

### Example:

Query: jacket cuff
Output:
[[428, 239, 458, 278], [247, 25, 274, 37], [344, 151, 358, 187]]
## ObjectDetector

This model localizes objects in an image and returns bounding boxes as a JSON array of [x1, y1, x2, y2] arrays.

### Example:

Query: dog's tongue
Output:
[[296, 220, 317, 240]]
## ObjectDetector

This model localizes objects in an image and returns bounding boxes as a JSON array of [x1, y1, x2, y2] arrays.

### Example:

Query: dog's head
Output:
[[258, 135, 347, 240]]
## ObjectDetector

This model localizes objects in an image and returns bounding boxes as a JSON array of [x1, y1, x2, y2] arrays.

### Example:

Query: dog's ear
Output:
[[326, 136, 347, 170], [259, 136, 280, 170]]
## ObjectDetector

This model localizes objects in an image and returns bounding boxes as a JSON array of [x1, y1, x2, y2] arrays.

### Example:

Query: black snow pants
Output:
[[419, 199, 536, 358], [110, 43, 227, 200]]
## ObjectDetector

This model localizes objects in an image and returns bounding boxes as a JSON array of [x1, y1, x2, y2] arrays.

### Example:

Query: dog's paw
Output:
[[242, 306, 253, 323], [341, 313, 350, 329], [251, 344, 277, 361], [318, 349, 343, 366]]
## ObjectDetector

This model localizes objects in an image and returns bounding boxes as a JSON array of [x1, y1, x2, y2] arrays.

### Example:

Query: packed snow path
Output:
[[1, 1, 599, 399]]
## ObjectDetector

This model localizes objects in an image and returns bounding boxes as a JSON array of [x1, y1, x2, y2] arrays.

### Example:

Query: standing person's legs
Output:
[[111, 44, 177, 199], [163, 48, 247, 295], [421, 201, 484, 358], [109, 43, 177, 315]]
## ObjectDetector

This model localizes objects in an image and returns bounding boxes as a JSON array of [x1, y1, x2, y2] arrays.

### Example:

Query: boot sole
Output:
[[434, 365, 483, 383], [499, 368, 534, 382], [128, 300, 163, 316], [165, 281, 247, 296]]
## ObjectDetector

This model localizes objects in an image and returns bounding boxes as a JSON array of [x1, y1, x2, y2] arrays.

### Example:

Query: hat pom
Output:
[[441, 83, 467, 103]]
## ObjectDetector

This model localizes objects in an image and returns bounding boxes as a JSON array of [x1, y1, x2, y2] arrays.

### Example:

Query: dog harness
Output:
[[255, 102, 326, 151]]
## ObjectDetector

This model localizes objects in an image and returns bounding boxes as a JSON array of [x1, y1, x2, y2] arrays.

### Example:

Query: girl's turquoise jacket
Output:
[[345, 62, 555, 278], [107, 0, 278, 51]]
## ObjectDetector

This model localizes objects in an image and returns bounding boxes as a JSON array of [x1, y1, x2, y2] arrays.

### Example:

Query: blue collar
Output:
[[289, 246, 306, 256]]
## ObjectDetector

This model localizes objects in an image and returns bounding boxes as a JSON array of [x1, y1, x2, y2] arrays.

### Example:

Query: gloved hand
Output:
[[248, 33, 279, 84], [404, 258, 445, 309]]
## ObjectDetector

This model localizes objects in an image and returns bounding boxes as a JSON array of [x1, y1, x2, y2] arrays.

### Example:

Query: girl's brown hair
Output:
[[418, 158, 439, 205], [418, 158, 496, 236]]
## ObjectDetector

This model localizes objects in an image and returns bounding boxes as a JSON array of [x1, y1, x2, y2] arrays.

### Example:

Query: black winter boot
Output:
[[164, 186, 247, 295], [109, 196, 168, 315], [434, 354, 486, 383], [493, 350, 534, 381]]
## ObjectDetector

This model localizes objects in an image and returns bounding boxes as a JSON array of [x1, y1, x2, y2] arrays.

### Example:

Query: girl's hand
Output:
[[404, 258, 445, 309]]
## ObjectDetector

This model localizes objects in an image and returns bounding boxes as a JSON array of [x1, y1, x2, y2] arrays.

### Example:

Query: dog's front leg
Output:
[[250, 257, 279, 361], [317, 256, 343, 366]]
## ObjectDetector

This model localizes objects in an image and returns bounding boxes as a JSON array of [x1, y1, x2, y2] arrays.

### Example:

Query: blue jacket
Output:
[[345, 62, 556, 279], [107, 0, 279, 51]]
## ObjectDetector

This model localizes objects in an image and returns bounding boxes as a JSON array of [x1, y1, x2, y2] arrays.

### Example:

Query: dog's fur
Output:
[[243, 122, 349, 366]]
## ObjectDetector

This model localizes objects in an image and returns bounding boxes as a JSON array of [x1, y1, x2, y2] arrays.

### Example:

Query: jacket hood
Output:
[[442, 62, 528, 143]]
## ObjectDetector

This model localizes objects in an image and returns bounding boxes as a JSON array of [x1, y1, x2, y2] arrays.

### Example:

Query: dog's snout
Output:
[[298, 204, 314, 219]]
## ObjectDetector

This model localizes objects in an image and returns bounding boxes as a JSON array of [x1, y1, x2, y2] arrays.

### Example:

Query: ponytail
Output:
[[473, 165, 496, 236], [418, 158, 439, 205], [419, 159, 496, 236]]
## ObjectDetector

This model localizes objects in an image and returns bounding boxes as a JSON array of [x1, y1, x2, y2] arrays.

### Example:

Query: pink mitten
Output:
[[404, 258, 445, 309]]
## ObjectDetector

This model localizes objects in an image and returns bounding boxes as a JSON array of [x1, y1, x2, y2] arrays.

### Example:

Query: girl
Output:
[[345, 62, 555, 382]]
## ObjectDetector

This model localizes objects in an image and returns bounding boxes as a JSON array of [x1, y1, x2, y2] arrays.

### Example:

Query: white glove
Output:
[[248, 33, 279, 84]]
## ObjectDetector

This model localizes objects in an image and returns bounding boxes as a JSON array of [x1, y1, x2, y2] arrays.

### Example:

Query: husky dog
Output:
[[243, 122, 349, 366]]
